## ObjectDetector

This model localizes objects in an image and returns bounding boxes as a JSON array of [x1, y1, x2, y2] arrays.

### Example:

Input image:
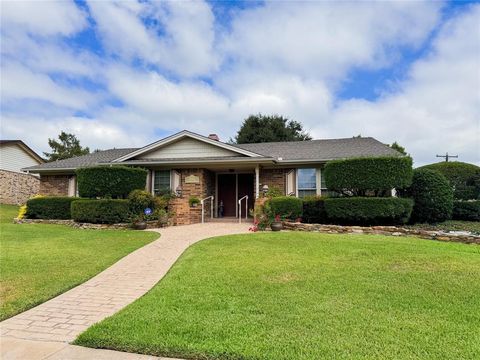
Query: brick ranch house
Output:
[[23, 130, 401, 225]]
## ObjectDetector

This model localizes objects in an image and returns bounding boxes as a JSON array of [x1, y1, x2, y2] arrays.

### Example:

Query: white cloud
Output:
[[87, 0, 217, 77], [0, 0, 86, 37], [1, 63, 97, 109], [324, 5, 480, 165], [221, 1, 442, 81]]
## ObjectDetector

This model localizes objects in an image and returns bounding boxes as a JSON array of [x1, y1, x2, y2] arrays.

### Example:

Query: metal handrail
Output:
[[201, 195, 214, 223], [238, 195, 248, 224]]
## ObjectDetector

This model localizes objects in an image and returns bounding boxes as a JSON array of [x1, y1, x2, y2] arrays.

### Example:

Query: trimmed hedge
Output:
[[128, 190, 155, 216], [324, 197, 414, 225], [71, 199, 130, 224], [268, 196, 303, 219], [26, 197, 80, 219], [419, 162, 480, 200], [324, 156, 413, 195], [452, 200, 480, 221], [302, 196, 328, 224], [76, 166, 147, 199], [409, 169, 453, 223]]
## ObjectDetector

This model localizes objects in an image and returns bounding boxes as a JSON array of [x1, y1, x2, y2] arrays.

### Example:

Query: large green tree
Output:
[[44, 131, 90, 162], [234, 114, 312, 144]]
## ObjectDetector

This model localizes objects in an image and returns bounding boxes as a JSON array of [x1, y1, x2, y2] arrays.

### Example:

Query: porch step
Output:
[[205, 217, 253, 223]]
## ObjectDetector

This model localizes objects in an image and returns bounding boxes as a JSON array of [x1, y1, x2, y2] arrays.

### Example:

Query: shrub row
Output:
[[268, 196, 303, 219], [452, 200, 480, 221], [76, 166, 147, 199], [324, 156, 413, 195], [71, 199, 130, 224], [324, 197, 414, 225], [267, 196, 413, 226], [26, 197, 81, 220]]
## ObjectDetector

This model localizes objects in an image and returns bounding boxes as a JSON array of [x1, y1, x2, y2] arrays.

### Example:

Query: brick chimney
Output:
[[208, 134, 220, 141]]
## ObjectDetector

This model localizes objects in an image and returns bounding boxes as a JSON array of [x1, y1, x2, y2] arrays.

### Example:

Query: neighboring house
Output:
[[0, 140, 44, 205], [23, 130, 400, 224]]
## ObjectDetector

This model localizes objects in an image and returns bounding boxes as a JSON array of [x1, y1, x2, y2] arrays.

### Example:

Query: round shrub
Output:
[[26, 197, 81, 219], [302, 196, 328, 224], [128, 190, 154, 216], [324, 197, 413, 225], [419, 162, 480, 200], [71, 199, 130, 224], [324, 156, 413, 195], [452, 200, 480, 221], [409, 169, 453, 223], [267, 196, 303, 220], [76, 166, 147, 199]]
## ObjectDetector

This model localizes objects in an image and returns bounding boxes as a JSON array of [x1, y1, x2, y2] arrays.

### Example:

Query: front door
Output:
[[217, 174, 236, 217], [237, 174, 254, 215]]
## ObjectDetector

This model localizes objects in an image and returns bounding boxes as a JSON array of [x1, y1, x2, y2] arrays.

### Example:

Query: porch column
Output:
[[255, 164, 260, 198]]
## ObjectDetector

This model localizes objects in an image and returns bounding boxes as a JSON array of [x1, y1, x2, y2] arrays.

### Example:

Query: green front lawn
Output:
[[0, 204, 158, 320], [76, 232, 480, 360]]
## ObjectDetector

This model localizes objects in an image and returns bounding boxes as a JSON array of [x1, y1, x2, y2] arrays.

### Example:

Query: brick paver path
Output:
[[1, 223, 250, 347]]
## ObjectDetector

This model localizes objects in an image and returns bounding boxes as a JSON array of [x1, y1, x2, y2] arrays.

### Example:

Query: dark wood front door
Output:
[[237, 174, 254, 215], [217, 174, 236, 217]]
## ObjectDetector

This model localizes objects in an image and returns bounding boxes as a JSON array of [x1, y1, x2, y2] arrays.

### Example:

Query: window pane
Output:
[[154, 170, 171, 195], [320, 169, 326, 189], [298, 189, 317, 198], [298, 168, 316, 189]]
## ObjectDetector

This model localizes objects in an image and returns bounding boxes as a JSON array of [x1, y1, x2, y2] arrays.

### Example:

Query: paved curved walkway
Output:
[[1, 223, 250, 359]]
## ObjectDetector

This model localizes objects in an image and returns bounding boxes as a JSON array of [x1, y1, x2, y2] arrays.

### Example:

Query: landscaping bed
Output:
[[0, 204, 158, 320], [76, 232, 480, 360]]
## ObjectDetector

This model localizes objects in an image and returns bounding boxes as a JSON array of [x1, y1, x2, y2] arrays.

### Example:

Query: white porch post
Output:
[[255, 164, 260, 198]]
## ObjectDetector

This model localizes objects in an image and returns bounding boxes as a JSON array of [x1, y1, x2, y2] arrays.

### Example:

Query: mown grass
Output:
[[76, 232, 480, 360], [0, 204, 158, 320]]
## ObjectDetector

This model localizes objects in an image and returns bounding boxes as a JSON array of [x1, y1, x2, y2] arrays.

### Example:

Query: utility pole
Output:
[[436, 153, 458, 162]]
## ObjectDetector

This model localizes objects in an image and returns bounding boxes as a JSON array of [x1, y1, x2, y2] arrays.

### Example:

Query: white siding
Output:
[[137, 138, 241, 159], [0, 144, 42, 173]]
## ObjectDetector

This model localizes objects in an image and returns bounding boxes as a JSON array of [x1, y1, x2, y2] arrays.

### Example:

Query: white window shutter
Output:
[[172, 170, 181, 192], [286, 170, 295, 196], [68, 176, 76, 197]]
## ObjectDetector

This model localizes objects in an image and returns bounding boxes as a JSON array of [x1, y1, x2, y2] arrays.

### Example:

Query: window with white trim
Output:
[[153, 170, 171, 195], [297, 168, 317, 198]]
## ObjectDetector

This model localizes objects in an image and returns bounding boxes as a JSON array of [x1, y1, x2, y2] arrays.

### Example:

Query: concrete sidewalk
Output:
[[1, 223, 250, 359]]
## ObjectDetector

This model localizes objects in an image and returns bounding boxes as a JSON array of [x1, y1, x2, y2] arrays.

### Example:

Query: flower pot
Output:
[[133, 221, 147, 230], [191, 203, 198, 207], [270, 221, 283, 231]]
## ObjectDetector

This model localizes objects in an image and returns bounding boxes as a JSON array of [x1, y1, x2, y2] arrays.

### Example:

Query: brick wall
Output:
[[259, 168, 292, 196], [169, 168, 214, 225], [0, 170, 40, 205], [39, 175, 70, 196]]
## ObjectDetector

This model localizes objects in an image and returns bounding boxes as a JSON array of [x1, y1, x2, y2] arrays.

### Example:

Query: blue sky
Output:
[[1, 0, 479, 165]]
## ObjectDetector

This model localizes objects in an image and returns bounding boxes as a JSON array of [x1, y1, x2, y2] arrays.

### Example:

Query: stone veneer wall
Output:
[[169, 168, 215, 226], [259, 168, 292, 195], [0, 169, 40, 205], [39, 175, 70, 196], [283, 222, 480, 245]]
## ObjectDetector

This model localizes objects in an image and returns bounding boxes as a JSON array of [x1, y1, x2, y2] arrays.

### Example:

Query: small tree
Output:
[[390, 142, 407, 155], [234, 114, 312, 144], [44, 131, 90, 162]]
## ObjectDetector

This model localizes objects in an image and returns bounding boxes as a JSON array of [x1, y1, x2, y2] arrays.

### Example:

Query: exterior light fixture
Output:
[[262, 184, 269, 196], [176, 186, 183, 197]]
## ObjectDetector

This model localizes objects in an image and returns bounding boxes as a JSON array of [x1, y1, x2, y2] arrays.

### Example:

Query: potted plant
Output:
[[132, 207, 151, 230], [270, 214, 283, 231], [189, 196, 201, 207]]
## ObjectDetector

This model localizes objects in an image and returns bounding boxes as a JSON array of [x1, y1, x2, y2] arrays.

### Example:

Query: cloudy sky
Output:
[[1, 0, 479, 166]]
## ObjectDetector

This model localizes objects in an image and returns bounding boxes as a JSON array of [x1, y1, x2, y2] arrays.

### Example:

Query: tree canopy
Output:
[[44, 131, 90, 162], [390, 142, 407, 155], [234, 114, 312, 144]]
